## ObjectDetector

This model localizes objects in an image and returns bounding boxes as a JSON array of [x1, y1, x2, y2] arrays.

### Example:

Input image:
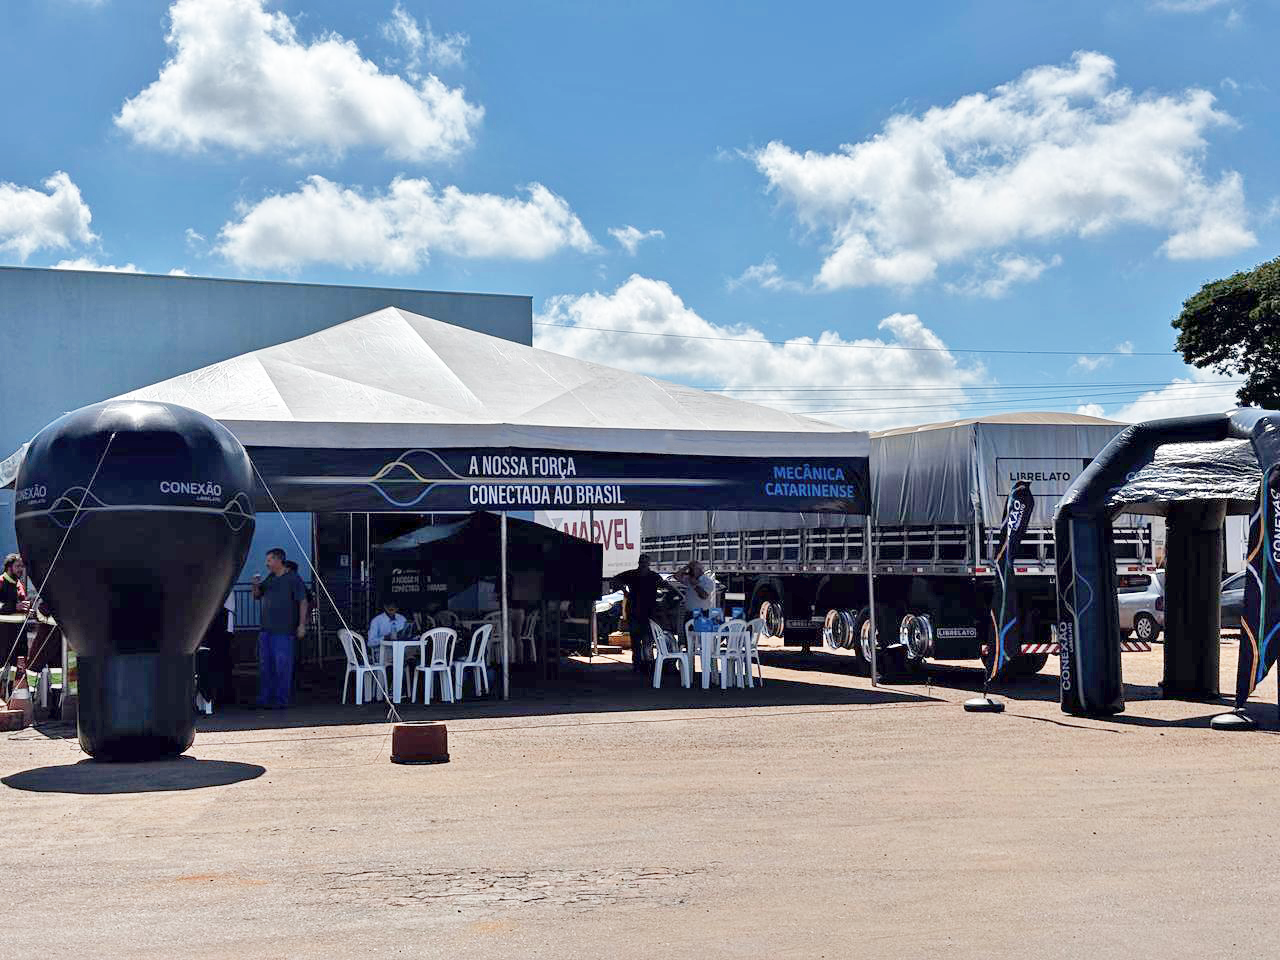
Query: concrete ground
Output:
[[3, 642, 1277, 959]]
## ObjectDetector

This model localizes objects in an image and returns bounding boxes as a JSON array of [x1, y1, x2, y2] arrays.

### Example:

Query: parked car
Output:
[[1221, 571, 1246, 629], [1118, 570, 1164, 642]]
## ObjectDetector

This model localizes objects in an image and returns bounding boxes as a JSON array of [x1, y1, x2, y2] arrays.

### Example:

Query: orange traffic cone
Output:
[[5, 657, 34, 728]]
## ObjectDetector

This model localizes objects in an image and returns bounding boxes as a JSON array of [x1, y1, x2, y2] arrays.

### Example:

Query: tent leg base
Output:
[[963, 695, 1004, 713], [1210, 711, 1256, 731]]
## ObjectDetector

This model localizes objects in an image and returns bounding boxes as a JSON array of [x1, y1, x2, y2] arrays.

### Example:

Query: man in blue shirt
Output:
[[251, 548, 308, 708]]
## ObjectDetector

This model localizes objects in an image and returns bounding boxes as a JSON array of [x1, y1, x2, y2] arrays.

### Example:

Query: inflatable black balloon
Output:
[[14, 400, 255, 760]]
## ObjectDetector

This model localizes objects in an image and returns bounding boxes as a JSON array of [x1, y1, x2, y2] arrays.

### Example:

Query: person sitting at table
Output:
[[368, 600, 408, 662]]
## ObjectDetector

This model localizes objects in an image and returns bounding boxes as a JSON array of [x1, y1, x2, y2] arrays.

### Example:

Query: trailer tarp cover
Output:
[[643, 412, 1132, 536], [872, 413, 1134, 527]]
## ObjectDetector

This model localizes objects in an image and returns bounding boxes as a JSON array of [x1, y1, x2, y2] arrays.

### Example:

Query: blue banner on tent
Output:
[[247, 446, 870, 515]]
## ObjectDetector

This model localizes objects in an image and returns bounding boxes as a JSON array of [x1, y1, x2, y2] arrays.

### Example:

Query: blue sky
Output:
[[2, 0, 1277, 428]]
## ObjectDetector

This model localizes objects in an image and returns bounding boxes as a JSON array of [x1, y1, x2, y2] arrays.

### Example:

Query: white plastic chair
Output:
[[744, 617, 766, 686], [338, 629, 389, 705], [410, 628, 457, 704], [650, 621, 691, 689], [713, 620, 751, 689], [454, 623, 493, 699], [518, 609, 539, 663]]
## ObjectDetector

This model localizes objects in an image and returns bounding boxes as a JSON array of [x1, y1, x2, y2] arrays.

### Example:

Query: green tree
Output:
[[1173, 255, 1280, 409]]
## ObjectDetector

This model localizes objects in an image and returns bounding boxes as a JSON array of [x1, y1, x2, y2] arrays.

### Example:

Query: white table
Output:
[[691, 630, 750, 689], [690, 632, 721, 689], [377, 637, 423, 704]]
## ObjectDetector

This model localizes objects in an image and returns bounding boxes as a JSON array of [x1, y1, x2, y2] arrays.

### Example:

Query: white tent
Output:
[[104, 306, 867, 458], [4, 306, 876, 696]]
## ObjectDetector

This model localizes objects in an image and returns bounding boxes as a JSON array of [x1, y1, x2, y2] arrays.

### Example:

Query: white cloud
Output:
[[1089, 366, 1241, 422], [117, 0, 482, 163], [753, 51, 1256, 291], [0, 172, 95, 262], [1076, 403, 1107, 418], [53, 258, 140, 273], [946, 254, 1062, 298], [1115, 340, 1135, 354], [184, 227, 206, 249], [608, 225, 664, 255], [533, 275, 984, 429], [383, 3, 468, 72], [218, 175, 596, 272], [168, 268, 191, 276], [1151, 0, 1231, 11], [727, 257, 807, 292], [1074, 355, 1110, 372]]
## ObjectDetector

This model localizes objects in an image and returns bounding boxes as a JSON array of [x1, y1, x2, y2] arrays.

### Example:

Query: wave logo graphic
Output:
[[39, 487, 255, 531], [47, 487, 109, 529], [368, 450, 460, 508], [221, 492, 255, 532]]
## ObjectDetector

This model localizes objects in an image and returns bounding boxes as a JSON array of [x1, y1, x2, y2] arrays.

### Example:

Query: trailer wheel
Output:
[[853, 605, 903, 680], [1132, 613, 1158, 643]]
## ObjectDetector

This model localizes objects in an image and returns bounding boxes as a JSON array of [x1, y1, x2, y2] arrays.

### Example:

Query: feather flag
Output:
[[988, 480, 1035, 682], [1235, 465, 1280, 707]]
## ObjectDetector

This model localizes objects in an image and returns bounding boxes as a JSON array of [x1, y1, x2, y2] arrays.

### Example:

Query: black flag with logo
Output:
[[987, 480, 1035, 682], [1235, 465, 1280, 708]]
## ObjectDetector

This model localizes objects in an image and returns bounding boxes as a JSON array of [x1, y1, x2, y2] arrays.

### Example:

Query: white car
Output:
[[1117, 570, 1164, 642]]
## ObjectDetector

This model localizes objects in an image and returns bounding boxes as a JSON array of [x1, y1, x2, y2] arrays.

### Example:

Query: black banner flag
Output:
[[987, 480, 1035, 682]]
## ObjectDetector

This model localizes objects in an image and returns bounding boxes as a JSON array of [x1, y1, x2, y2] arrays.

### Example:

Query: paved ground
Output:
[[3, 643, 1277, 959]]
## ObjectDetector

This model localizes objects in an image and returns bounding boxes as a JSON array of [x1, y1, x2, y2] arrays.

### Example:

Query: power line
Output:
[[534, 321, 1176, 357], [804, 382, 1242, 417], [705, 379, 1238, 395], [760, 382, 1241, 410]]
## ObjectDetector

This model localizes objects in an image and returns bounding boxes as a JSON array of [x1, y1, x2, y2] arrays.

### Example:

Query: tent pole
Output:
[[706, 510, 714, 566], [501, 511, 510, 701], [865, 515, 878, 688]]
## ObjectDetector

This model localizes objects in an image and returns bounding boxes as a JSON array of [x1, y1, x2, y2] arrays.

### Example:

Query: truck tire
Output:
[[853, 605, 905, 680]]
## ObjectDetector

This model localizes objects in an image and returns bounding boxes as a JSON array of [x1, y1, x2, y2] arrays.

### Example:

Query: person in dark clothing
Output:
[[198, 594, 237, 709], [1, 553, 32, 669], [610, 554, 678, 674], [251, 548, 308, 708]]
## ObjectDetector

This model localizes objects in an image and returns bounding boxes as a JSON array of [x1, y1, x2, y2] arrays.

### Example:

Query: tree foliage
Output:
[[1174, 255, 1280, 409]]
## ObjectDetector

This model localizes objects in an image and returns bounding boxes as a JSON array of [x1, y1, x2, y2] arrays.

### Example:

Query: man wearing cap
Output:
[[610, 553, 677, 674]]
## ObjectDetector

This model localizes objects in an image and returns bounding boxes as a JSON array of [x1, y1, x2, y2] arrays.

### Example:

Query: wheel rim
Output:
[[1136, 616, 1153, 640], [859, 617, 874, 663]]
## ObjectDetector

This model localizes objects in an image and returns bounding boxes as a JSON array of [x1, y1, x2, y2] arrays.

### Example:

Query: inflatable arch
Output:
[[1054, 409, 1280, 717]]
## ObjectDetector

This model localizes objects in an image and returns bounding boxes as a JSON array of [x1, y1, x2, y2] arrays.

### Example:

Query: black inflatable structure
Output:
[[14, 400, 255, 759], [1054, 408, 1280, 718]]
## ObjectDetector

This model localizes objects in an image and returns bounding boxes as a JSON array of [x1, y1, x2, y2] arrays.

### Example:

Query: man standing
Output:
[[610, 553, 677, 674], [251, 548, 308, 709]]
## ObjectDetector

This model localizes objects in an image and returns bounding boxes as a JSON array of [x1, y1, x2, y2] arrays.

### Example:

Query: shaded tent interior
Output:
[[1054, 409, 1277, 716], [371, 512, 603, 684]]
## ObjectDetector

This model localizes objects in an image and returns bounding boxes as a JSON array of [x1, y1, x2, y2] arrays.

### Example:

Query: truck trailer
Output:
[[642, 412, 1154, 678]]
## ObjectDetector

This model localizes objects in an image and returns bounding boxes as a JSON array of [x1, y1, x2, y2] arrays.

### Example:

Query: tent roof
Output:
[[108, 306, 868, 458], [872, 411, 1122, 438]]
